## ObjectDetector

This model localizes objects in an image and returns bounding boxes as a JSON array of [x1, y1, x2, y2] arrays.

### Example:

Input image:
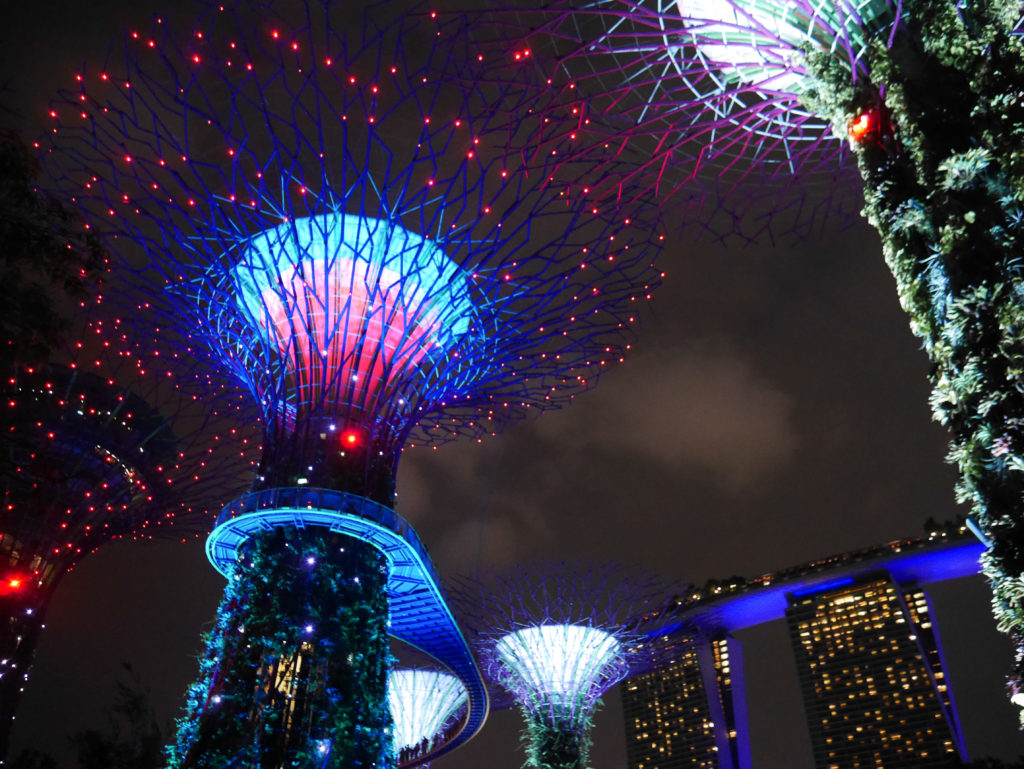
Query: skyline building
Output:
[[786, 573, 966, 769], [621, 635, 750, 769], [621, 534, 979, 769]]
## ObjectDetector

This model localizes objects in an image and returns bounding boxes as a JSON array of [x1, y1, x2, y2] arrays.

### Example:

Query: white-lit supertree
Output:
[[388, 668, 467, 768], [451, 564, 678, 769]]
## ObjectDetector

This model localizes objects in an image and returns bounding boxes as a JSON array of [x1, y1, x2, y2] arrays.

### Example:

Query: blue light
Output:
[[791, 577, 854, 598], [229, 213, 479, 417], [652, 539, 984, 634], [206, 487, 488, 761]]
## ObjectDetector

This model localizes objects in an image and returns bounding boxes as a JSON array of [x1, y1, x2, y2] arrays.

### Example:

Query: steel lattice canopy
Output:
[[679, 0, 893, 91], [388, 668, 467, 754], [206, 487, 488, 764]]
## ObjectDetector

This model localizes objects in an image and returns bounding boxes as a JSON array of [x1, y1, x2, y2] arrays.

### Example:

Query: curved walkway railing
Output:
[[206, 486, 488, 766]]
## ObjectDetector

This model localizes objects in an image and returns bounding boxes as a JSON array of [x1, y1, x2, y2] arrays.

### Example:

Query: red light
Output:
[[341, 429, 360, 447], [0, 575, 26, 595], [848, 110, 875, 143]]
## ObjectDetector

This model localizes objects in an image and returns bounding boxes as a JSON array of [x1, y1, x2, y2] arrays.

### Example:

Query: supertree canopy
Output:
[[450, 563, 678, 769], [464, 0, 886, 240], [388, 668, 467, 767], [41, 1, 663, 766], [0, 311, 257, 762], [470, 0, 1024, 716]]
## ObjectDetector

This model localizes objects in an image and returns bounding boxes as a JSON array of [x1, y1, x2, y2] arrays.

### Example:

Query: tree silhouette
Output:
[[0, 132, 105, 371]]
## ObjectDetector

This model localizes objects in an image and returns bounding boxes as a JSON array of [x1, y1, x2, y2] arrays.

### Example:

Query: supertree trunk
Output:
[[0, 580, 57, 758], [803, 0, 1024, 703], [170, 527, 391, 769], [522, 714, 589, 769]]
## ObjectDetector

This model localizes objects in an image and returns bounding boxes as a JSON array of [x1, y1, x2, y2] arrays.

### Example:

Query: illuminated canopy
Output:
[[451, 564, 678, 769], [678, 0, 893, 91], [231, 213, 477, 420], [44, 0, 664, 457], [494, 624, 621, 721], [388, 669, 467, 754], [42, 2, 664, 762]]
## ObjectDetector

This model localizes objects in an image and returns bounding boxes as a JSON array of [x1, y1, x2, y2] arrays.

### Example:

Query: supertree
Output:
[[387, 668, 467, 767], [465, 0, 1024, 712], [39, 2, 664, 766], [0, 308, 257, 762], [450, 563, 679, 769]]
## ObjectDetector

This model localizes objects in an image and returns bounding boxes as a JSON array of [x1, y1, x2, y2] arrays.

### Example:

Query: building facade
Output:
[[621, 635, 750, 769], [620, 536, 982, 768], [785, 572, 966, 768]]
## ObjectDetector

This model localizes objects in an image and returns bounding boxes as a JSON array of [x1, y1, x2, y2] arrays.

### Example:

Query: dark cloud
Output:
[[536, 344, 798, 491]]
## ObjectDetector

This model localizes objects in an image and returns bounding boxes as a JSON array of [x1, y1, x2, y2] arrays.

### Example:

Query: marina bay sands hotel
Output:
[[623, 525, 986, 769]]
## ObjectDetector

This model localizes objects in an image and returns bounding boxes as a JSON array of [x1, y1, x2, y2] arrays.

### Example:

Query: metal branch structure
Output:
[[465, 0, 885, 241], [0, 309, 257, 761], [468, 0, 1024, 721], [41, 2, 664, 766], [388, 668, 467, 768], [450, 563, 680, 769]]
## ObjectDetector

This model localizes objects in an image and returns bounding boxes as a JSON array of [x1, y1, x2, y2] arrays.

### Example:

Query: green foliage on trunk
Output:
[[803, 0, 1024, 710], [168, 528, 392, 768], [521, 712, 594, 769]]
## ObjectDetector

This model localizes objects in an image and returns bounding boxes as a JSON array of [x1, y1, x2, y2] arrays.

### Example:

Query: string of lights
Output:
[[0, 301, 258, 762]]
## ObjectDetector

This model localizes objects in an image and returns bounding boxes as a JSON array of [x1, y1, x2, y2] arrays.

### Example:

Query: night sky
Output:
[[4, 1, 1024, 767]]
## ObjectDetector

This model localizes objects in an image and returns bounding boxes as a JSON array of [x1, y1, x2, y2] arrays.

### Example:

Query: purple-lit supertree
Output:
[[470, 0, 1024, 712], [387, 668, 467, 768], [451, 563, 678, 769], [0, 306, 257, 762], [41, 2, 664, 766]]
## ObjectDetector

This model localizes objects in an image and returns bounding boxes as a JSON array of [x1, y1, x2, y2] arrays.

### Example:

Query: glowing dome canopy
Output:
[[388, 669, 468, 753], [495, 624, 621, 711], [231, 213, 477, 419], [677, 0, 894, 91]]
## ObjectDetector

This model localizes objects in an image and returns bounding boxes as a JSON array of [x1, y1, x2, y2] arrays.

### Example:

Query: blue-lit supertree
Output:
[[451, 563, 678, 769], [388, 668, 466, 768], [469, 0, 1024, 712], [0, 307, 257, 762], [41, 2, 664, 765]]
